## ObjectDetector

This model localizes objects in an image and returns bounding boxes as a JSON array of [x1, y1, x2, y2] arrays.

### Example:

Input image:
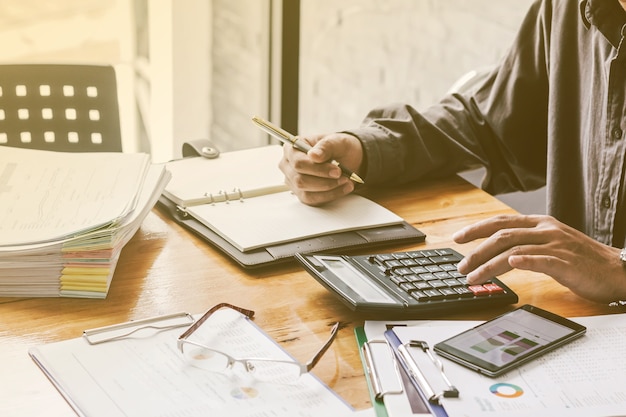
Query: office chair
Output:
[[0, 64, 122, 152]]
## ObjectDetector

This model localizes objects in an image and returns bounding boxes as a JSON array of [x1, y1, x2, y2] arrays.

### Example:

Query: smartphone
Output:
[[433, 304, 586, 377]]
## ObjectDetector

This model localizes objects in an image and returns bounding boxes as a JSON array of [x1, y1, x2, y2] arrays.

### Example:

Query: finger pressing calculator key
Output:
[[294, 248, 518, 317]]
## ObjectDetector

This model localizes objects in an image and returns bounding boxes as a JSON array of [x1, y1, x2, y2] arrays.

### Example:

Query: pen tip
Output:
[[351, 173, 365, 184]]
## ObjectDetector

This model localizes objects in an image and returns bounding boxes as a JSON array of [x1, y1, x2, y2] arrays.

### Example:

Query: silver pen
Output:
[[252, 115, 365, 184]]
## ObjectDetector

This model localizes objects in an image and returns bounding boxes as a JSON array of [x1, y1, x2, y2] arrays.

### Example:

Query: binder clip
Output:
[[175, 205, 189, 218], [397, 340, 459, 403], [361, 339, 404, 400]]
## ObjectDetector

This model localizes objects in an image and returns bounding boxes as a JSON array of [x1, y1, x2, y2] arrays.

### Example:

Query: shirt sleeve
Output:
[[345, 0, 550, 196]]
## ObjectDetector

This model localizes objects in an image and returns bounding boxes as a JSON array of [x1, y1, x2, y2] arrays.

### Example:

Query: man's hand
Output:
[[453, 214, 626, 303], [279, 132, 364, 206]]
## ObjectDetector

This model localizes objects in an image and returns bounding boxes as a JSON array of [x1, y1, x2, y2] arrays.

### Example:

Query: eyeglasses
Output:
[[177, 303, 339, 383]]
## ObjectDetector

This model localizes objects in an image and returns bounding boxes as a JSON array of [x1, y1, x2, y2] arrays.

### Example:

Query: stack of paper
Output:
[[0, 147, 171, 298]]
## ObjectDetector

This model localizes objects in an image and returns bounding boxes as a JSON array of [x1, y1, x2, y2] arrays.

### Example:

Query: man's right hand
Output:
[[278, 132, 364, 206]]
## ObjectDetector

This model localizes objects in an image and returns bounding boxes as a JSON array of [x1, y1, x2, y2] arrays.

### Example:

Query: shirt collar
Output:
[[580, 0, 626, 47], [579, 0, 591, 29]]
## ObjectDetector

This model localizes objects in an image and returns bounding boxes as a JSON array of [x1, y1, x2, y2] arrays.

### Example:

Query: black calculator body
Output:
[[295, 248, 518, 317]]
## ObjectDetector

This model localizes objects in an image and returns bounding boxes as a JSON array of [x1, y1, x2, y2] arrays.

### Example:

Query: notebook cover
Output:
[[157, 196, 426, 269]]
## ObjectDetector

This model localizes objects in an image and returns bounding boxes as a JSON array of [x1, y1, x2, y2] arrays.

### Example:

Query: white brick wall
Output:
[[299, 0, 535, 134]]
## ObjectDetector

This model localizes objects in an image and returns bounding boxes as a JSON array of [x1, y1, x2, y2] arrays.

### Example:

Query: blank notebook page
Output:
[[186, 191, 403, 252]]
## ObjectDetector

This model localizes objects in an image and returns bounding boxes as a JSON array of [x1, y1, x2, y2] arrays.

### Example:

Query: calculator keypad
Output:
[[352, 248, 515, 307], [369, 249, 505, 302]]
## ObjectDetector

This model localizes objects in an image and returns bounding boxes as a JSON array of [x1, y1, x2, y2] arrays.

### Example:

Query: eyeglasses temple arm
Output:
[[178, 303, 255, 341], [304, 322, 340, 372]]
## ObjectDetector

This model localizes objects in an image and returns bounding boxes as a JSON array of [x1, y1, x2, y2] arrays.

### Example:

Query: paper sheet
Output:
[[29, 308, 352, 417], [188, 191, 403, 252], [364, 314, 626, 417], [0, 147, 150, 246]]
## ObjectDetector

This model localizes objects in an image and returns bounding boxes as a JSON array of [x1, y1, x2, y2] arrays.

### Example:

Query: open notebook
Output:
[[162, 145, 288, 207], [158, 143, 425, 268]]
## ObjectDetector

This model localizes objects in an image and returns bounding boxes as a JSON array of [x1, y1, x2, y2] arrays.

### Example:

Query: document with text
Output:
[[363, 314, 626, 417]]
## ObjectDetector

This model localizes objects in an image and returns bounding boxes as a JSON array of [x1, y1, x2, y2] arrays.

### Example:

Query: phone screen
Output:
[[433, 305, 586, 377]]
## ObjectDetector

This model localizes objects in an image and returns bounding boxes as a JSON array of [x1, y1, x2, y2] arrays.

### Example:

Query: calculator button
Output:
[[423, 289, 445, 300], [409, 290, 429, 301], [400, 259, 418, 267], [443, 278, 462, 287], [434, 271, 452, 280], [440, 264, 456, 271], [413, 281, 433, 290], [468, 285, 490, 296], [431, 254, 462, 263], [389, 275, 407, 285], [428, 280, 447, 288], [410, 266, 429, 274], [404, 274, 421, 283], [384, 260, 403, 269], [440, 288, 459, 298], [425, 265, 443, 273], [483, 283, 505, 294], [453, 286, 474, 297]]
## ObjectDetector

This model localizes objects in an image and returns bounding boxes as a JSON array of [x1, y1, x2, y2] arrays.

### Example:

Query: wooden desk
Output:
[[0, 176, 616, 416]]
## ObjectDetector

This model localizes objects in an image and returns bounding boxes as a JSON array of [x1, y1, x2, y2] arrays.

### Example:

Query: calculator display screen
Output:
[[319, 257, 396, 304]]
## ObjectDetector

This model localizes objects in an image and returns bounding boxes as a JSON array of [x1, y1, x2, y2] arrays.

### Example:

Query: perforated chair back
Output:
[[0, 64, 122, 152]]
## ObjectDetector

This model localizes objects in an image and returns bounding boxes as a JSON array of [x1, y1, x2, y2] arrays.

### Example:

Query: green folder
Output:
[[355, 326, 389, 417]]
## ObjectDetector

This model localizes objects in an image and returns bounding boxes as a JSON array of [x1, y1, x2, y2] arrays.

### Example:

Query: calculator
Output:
[[295, 248, 518, 317]]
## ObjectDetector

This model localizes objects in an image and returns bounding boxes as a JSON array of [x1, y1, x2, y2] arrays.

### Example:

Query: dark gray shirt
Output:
[[346, 0, 626, 247]]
